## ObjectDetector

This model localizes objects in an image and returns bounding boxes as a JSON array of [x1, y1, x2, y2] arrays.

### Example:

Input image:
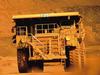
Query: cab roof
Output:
[[12, 12, 80, 19]]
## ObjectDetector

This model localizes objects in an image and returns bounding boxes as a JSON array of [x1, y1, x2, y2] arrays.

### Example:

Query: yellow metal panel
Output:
[[13, 12, 80, 19], [29, 55, 66, 60], [35, 33, 59, 37]]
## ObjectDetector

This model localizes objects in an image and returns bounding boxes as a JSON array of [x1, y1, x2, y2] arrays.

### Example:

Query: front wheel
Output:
[[17, 48, 29, 73]]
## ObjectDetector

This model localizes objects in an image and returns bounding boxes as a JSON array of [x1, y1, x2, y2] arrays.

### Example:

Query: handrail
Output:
[[30, 33, 45, 47]]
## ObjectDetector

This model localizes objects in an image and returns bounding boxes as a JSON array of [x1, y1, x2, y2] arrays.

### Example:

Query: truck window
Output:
[[16, 26, 27, 35], [35, 23, 57, 34]]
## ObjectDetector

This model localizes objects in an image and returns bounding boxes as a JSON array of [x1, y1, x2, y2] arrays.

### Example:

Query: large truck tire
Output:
[[64, 45, 85, 71], [17, 48, 29, 73], [69, 43, 85, 69]]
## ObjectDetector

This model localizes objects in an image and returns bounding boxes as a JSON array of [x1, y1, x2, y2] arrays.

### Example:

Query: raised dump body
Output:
[[12, 12, 85, 73]]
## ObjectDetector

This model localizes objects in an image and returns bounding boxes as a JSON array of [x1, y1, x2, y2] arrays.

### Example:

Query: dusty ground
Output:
[[0, 46, 100, 75]]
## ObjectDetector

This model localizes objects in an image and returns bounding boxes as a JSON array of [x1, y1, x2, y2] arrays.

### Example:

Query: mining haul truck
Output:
[[12, 12, 85, 73]]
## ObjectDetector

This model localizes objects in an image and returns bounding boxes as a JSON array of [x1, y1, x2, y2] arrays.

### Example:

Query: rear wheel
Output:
[[69, 44, 85, 70], [64, 45, 85, 71], [17, 48, 29, 73], [64, 46, 70, 71]]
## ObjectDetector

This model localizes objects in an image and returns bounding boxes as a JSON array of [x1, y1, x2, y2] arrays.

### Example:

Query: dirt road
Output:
[[0, 55, 100, 75]]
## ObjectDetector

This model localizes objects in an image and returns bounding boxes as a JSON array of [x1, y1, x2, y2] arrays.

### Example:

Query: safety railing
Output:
[[30, 33, 46, 51]]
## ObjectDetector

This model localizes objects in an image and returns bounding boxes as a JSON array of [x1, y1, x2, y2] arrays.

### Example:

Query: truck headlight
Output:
[[65, 36, 70, 41]]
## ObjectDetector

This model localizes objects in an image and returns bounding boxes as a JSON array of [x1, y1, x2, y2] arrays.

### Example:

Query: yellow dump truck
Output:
[[12, 12, 85, 73]]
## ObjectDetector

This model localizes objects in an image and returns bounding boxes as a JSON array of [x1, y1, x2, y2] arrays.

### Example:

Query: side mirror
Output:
[[12, 26, 16, 33]]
